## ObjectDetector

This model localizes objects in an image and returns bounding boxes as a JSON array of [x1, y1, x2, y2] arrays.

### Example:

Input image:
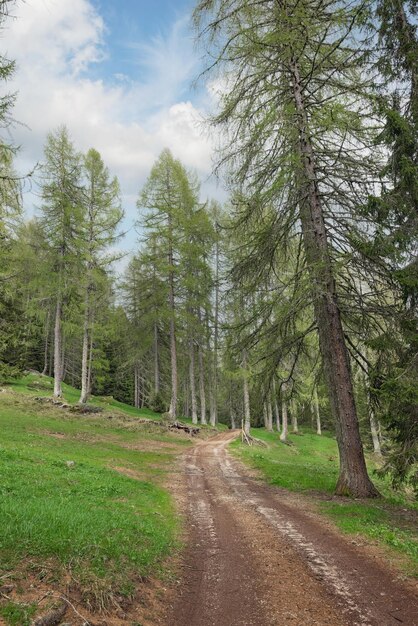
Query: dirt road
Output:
[[167, 432, 418, 626]]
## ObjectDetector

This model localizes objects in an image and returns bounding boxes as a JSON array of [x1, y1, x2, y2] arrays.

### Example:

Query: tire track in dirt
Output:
[[167, 432, 418, 626]]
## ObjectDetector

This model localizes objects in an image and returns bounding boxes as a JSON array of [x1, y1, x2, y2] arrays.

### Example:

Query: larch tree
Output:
[[139, 149, 198, 420], [194, 0, 380, 496], [39, 127, 83, 399], [79, 148, 123, 404]]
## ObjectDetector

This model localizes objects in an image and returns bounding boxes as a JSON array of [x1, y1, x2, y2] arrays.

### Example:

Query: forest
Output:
[[0, 0, 417, 623]]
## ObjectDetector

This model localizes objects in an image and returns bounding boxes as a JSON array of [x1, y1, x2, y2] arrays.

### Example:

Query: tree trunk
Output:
[[291, 399, 298, 433], [242, 350, 251, 435], [369, 408, 382, 457], [267, 399, 274, 432], [198, 337, 207, 425], [280, 397, 288, 443], [314, 386, 322, 435], [363, 357, 382, 457], [211, 227, 220, 426], [273, 378, 281, 432], [263, 401, 268, 429], [79, 289, 90, 404], [189, 337, 198, 424], [41, 309, 50, 376], [154, 322, 160, 395], [53, 298, 63, 398], [167, 231, 178, 420], [289, 56, 379, 497], [134, 364, 139, 408], [87, 329, 94, 395]]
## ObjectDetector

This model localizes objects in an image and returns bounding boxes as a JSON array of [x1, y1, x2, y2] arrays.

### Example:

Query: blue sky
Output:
[[93, 0, 195, 76], [5, 0, 222, 261]]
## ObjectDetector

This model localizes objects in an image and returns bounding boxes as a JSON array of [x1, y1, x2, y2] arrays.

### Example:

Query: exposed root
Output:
[[241, 428, 268, 447]]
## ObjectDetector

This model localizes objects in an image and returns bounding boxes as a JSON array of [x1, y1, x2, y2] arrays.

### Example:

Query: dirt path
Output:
[[167, 432, 418, 626]]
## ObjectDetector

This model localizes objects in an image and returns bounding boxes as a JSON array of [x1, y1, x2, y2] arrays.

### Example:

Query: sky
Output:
[[4, 0, 223, 258]]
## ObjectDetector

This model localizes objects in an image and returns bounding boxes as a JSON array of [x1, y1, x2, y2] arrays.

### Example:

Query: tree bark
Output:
[[154, 321, 160, 395], [273, 378, 281, 432], [267, 399, 274, 432], [79, 288, 90, 404], [289, 56, 379, 497], [363, 357, 382, 457], [53, 297, 63, 398], [198, 335, 207, 425], [242, 350, 251, 435], [41, 309, 50, 376], [280, 395, 288, 443], [87, 329, 93, 395], [189, 337, 198, 424], [211, 225, 220, 426], [314, 386, 322, 435], [291, 399, 299, 434], [263, 401, 268, 429], [167, 224, 178, 420]]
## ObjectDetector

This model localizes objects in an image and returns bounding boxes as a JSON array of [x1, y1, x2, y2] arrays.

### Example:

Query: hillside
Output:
[[0, 374, 201, 625]]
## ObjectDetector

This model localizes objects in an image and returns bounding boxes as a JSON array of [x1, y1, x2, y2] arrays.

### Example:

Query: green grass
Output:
[[0, 378, 193, 612], [9, 373, 162, 420], [231, 428, 418, 576], [231, 428, 340, 493], [0, 602, 37, 626]]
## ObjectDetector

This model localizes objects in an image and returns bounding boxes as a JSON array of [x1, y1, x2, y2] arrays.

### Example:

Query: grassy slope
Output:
[[0, 374, 195, 622], [231, 428, 418, 576]]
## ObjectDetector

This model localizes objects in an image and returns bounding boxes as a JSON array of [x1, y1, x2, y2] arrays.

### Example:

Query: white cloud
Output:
[[5, 0, 221, 252]]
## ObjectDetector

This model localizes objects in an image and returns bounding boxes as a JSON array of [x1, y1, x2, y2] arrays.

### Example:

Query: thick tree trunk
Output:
[[242, 350, 251, 435], [189, 337, 198, 424], [53, 298, 63, 398], [290, 57, 379, 497], [314, 387, 322, 435]]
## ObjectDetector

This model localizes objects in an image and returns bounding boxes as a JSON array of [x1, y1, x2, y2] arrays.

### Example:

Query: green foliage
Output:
[[359, 0, 418, 489]]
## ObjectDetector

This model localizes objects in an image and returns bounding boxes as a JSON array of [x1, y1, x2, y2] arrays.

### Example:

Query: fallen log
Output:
[[169, 421, 200, 436]]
